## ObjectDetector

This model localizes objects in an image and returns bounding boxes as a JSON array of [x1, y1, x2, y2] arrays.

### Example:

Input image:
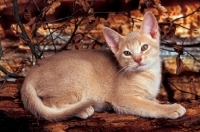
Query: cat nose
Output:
[[133, 57, 142, 63]]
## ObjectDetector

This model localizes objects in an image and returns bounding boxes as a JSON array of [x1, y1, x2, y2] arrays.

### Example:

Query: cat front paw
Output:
[[75, 106, 94, 119], [167, 103, 186, 119]]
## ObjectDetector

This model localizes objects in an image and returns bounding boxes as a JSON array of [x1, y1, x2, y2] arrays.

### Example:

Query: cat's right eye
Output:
[[141, 44, 148, 51], [123, 51, 131, 56]]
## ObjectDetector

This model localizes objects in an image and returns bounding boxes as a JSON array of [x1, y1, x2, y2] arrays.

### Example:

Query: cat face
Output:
[[116, 31, 160, 72], [103, 11, 160, 73]]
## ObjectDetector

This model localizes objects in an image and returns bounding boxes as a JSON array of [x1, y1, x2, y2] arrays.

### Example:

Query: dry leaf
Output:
[[75, 0, 90, 12], [26, 17, 36, 27], [189, 78, 197, 95], [125, 0, 131, 3], [85, 17, 100, 33], [138, 0, 167, 13], [154, 3, 168, 13], [153, 0, 168, 13], [94, 44, 102, 49], [71, 44, 76, 50], [47, 0, 56, 4], [88, 41, 95, 49], [80, 13, 96, 27], [30, 21, 42, 38], [176, 55, 183, 74], [14, 61, 25, 74], [88, 14, 96, 22], [173, 44, 184, 55], [0, 24, 5, 39], [46, 1, 61, 15], [25, 16, 43, 39], [73, 34, 84, 43], [154, 15, 160, 21], [24, 9, 31, 21], [139, 0, 152, 10], [71, 42, 83, 50], [75, 42, 83, 50], [160, 23, 176, 39]]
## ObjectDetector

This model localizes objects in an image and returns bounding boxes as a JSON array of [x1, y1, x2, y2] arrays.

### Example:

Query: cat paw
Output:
[[76, 106, 94, 119], [166, 103, 186, 119]]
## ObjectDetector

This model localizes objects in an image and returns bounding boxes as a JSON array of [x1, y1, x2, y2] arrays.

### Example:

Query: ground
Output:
[[0, 79, 200, 132]]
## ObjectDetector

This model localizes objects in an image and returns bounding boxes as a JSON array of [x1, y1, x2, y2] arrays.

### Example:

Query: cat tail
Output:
[[21, 84, 95, 122]]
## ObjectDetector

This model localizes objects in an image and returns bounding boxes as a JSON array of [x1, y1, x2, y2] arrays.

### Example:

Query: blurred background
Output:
[[0, 0, 200, 101]]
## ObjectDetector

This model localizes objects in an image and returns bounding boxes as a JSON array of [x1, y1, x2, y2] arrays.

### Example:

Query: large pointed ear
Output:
[[103, 27, 124, 53], [140, 11, 159, 39]]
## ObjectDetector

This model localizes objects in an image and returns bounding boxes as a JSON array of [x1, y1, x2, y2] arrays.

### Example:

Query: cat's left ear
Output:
[[103, 27, 124, 53], [140, 11, 159, 39]]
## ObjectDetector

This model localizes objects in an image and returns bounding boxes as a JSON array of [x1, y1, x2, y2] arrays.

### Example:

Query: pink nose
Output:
[[134, 57, 142, 63]]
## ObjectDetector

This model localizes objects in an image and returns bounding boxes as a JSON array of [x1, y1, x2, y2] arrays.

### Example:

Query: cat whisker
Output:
[[116, 64, 135, 77], [116, 65, 129, 76]]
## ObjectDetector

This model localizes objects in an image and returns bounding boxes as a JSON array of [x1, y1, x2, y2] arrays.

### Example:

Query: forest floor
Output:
[[0, 79, 200, 132]]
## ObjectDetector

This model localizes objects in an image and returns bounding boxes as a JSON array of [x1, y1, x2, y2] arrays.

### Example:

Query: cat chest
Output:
[[118, 73, 160, 99], [135, 75, 160, 99]]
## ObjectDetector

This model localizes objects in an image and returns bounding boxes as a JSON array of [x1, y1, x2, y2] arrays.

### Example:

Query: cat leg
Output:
[[75, 106, 94, 119], [75, 101, 113, 119], [112, 96, 186, 119], [151, 98, 169, 104], [93, 102, 113, 112]]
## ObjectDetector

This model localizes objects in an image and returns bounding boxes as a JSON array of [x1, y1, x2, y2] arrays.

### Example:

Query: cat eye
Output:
[[123, 51, 131, 56], [141, 44, 148, 51]]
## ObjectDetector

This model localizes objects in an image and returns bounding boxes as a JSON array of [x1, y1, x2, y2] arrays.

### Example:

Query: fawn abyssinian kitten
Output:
[[21, 11, 186, 121]]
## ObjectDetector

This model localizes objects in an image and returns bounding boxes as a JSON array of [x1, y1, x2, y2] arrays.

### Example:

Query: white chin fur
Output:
[[136, 64, 149, 71], [129, 62, 152, 72]]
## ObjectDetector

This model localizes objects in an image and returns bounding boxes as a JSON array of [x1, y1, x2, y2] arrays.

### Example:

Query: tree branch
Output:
[[0, 65, 24, 89], [58, 0, 95, 51], [171, 6, 200, 23], [12, 0, 39, 60]]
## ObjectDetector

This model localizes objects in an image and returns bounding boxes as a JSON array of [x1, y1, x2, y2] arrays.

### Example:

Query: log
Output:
[[0, 79, 200, 132]]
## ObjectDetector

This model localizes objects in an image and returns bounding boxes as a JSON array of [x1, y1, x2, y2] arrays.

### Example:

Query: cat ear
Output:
[[140, 11, 159, 39], [103, 27, 124, 53]]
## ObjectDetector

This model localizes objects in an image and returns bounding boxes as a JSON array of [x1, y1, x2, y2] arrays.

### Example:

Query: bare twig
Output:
[[161, 42, 200, 63], [171, 6, 200, 23], [0, 39, 24, 89], [12, 0, 39, 60], [0, 74, 8, 89], [168, 81, 200, 100], [1, 0, 199, 99], [184, 50, 200, 63], [0, 65, 24, 89], [32, 0, 40, 11], [58, 0, 95, 51]]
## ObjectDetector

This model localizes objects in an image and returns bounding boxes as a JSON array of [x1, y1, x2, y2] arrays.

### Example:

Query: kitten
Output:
[[21, 11, 186, 121]]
